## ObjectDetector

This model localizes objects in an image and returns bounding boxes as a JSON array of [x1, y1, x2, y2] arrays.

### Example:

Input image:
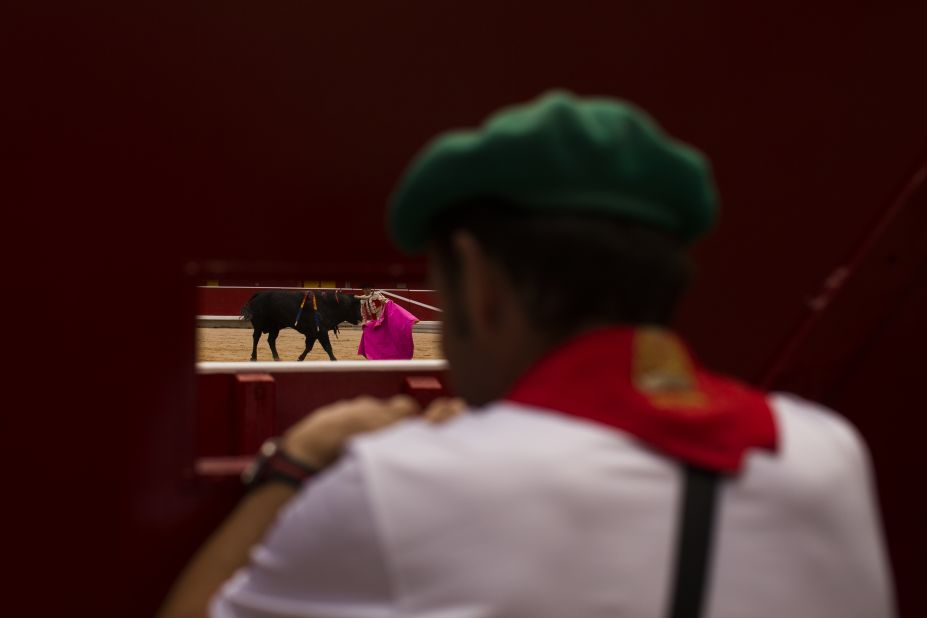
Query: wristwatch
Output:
[[241, 438, 320, 489]]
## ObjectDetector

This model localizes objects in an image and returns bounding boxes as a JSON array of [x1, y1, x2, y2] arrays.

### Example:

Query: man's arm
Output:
[[157, 484, 296, 618], [157, 395, 422, 618]]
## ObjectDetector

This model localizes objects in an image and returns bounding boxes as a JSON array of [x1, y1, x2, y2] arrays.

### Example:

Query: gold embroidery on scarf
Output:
[[632, 328, 708, 409]]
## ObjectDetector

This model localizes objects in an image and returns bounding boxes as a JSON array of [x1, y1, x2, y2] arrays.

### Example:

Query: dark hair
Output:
[[430, 199, 692, 340]]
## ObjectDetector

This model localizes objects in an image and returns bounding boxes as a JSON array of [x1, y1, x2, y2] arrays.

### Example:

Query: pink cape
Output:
[[358, 300, 419, 360]]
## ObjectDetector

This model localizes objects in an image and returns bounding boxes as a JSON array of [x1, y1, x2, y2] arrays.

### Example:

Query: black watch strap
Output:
[[242, 439, 320, 489]]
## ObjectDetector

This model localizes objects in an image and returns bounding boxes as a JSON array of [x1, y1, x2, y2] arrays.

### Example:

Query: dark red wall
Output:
[[10, 1, 926, 615]]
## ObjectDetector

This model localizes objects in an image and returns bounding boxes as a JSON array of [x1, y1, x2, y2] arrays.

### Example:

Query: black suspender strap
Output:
[[668, 465, 722, 618]]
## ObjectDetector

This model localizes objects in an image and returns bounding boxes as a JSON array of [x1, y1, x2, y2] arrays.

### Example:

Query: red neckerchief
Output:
[[505, 327, 778, 473]]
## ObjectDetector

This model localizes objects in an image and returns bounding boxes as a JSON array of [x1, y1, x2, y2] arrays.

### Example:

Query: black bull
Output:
[[240, 291, 362, 361]]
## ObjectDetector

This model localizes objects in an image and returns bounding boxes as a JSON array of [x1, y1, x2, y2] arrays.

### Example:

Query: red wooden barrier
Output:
[[195, 361, 449, 462]]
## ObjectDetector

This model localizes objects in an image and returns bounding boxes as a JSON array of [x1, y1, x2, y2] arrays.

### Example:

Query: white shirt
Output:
[[212, 393, 895, 618]]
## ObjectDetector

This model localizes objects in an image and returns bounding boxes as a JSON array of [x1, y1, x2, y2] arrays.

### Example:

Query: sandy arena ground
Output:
[[197, 327, 443, 362]]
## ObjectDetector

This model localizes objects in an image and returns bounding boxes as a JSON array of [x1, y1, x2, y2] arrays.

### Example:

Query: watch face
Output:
[[259, 440, 279, 458], [241, 439, 280, 486], [242, 439, 315, 489]]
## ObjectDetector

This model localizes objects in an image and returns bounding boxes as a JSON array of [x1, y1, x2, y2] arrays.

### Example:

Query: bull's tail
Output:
[[239, 294, 258, 321]]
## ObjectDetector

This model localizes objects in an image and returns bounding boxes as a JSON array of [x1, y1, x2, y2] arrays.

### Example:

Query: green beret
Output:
[[387, 90, 718, 253]]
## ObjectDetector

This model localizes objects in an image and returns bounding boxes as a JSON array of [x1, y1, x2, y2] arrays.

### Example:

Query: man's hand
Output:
[[159, 394, 425, 618], [282, 395, 422, 470], [422, 397, 466, 424]]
